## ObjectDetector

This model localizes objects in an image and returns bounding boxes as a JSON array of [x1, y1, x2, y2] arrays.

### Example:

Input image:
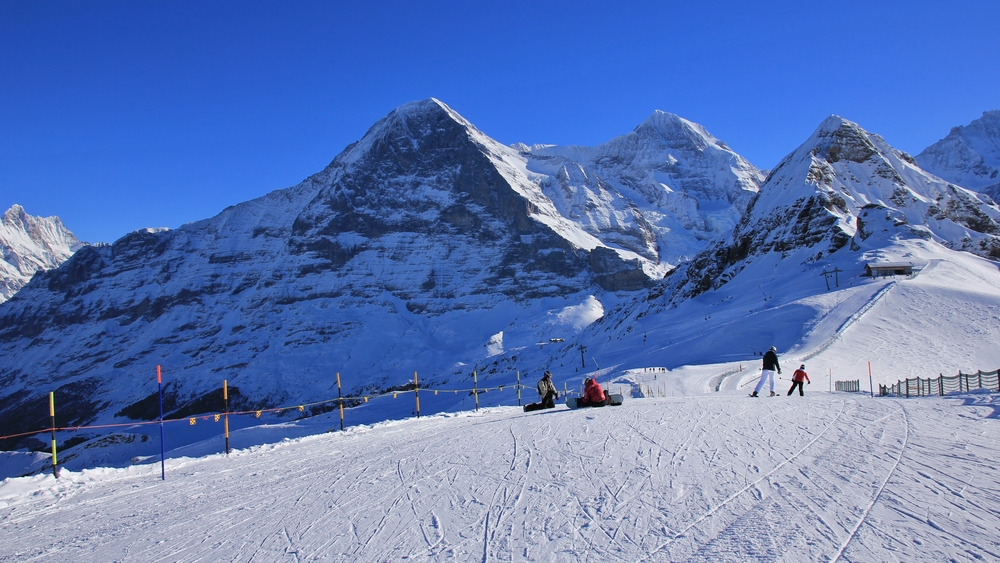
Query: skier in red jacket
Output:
[[787, 364, 810, 396]]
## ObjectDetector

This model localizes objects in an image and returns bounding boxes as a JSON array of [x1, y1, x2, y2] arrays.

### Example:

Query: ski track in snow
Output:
[[1, 395, 999, 562], [828, 403, 908, 563]]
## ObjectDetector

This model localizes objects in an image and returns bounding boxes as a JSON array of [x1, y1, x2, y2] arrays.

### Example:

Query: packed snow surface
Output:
[[1, 392, 998, 562]]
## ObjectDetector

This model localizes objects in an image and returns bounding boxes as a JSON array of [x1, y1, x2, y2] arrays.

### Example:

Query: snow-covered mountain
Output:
[[551, 115, 1000, 377], [917, 110, 1000, 202], [0, 204, 84, 304], [517, 111, 763, 266], [659, 115, 1000, 303], [6, 101, 1000, 470], [0, 99, 706, 446]]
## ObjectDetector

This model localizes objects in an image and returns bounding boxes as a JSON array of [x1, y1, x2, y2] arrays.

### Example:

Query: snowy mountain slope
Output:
[[0, 99, 658, 449], [0, 204, 84, 303], [658, 115, 1000, 305], [530, 116, 1000, 395], [5, 232, 996, 480], [918, 110, 1000, 201], [543, 235, 1000, 402], [518, 111, 763, 266], [2, 394, 998, 562]]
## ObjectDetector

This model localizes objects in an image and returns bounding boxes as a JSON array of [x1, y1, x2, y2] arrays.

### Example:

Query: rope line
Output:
[[0, 382, 538, 442]]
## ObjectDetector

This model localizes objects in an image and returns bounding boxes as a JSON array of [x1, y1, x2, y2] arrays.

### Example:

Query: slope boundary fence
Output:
[[835, 380, 860, 392], [0, 366, 635, 480], [879, 369, 1000, 398]]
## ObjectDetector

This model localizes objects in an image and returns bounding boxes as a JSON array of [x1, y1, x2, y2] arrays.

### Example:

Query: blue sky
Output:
[[2, 1, 998, 244]]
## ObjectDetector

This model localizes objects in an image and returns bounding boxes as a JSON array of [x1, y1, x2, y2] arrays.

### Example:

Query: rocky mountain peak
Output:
[[917, 110, 1000, 200], [335, 98, 485, 169], [808, 115, 880, 164], [660, 115, 1000, 304], [0, 204, 83, 303], [632, 110, 735, 153], [516, 111, 763, 266]]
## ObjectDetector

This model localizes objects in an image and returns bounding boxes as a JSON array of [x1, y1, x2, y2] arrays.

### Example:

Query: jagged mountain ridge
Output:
[[2, 99, 755, 444], [517, 111, 763, 266], [917, 110, 1000, 202], [0, 205, 84, 304], [626, 115, 1000, 313]]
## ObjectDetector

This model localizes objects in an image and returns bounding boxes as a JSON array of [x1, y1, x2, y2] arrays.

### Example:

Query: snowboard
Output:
[[566, 394, 624, 409]]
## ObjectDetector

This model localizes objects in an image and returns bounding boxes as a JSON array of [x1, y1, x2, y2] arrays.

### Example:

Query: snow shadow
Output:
[[958, 390, 1000, 419]]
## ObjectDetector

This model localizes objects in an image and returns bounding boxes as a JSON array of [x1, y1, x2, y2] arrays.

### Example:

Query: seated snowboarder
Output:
[[520, 371, 561, 412], [537, 371, 559, 408], [578, 377, 609, 407]]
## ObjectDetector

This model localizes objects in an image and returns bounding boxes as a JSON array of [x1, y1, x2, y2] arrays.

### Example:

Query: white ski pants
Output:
[[754, 369, 776, 394]]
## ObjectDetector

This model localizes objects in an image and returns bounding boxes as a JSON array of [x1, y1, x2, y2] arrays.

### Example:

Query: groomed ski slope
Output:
[[2, 393, 998, 562]]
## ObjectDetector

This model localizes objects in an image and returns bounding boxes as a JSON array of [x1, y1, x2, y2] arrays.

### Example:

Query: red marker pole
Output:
[[336, 373, 344, 431], [868, 362, 874, 398], [414, 371, 421, 418], [49, 392, 58, 479], [157, 365, 165, 480]]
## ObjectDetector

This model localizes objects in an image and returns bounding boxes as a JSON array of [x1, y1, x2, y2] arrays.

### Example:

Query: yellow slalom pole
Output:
[[49, 392, 58, 478], [336, 372, 344, 431], [223, 380, 230, 455], [414, 371, 421, 418]]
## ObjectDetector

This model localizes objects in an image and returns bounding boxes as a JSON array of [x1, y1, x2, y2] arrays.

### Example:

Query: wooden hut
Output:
[[864, 262, 913, 278]]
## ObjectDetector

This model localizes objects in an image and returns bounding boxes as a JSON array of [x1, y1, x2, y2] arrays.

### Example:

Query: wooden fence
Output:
[[834, 380, 860, 392], [879, 369, 1000, 397]]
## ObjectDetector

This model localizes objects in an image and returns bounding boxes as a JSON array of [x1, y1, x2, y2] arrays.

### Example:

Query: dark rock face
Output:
[[286, 100, 633, 300]]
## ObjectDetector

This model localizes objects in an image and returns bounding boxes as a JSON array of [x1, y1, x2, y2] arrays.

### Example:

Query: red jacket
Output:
[[584, 380, 606, 402], [792, 369, 810, 383]]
